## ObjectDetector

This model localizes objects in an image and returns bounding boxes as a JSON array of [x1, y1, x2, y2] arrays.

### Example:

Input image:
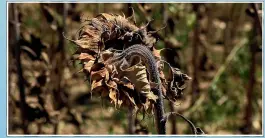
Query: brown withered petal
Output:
[[90, 68, 109, 81], [121, 63, 157, 101], [79, 26, 101, 38], [90, 62, 105, 72], [91, 79, 105, 93], [75, 39, 98, 49], [109, 88, 123, 108], [78, 53, 95, 62], [96, 13, 116, 20], [83, 60, 95, 73], [100, 50, 114, 61], [123, 91, 138, 110], [124, 83, 134, 90], [105, 80, 118, 90]]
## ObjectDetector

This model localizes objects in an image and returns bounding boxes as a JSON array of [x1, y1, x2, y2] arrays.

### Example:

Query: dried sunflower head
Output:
[[67, 13, 190, 113]]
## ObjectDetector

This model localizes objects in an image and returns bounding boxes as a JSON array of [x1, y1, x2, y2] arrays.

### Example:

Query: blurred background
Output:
[[8, 3, 262, 135]]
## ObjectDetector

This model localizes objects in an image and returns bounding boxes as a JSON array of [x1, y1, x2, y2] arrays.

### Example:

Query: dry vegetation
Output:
[[8, 3, 262, 135]]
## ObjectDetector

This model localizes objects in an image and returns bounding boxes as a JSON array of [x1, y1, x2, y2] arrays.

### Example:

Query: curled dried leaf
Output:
[[83, 60, 95, 73], [122, 63, 157, 101], [78, 53, 95, 62], [100, 50, 114, 61], [109, 88, 122, 108], [91, 79, 105, 93], [90, 68, 109, 81]]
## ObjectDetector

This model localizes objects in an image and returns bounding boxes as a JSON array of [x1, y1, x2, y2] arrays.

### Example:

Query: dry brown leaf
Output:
[[91, 79, 109, 97], [101, 50, 114, 61], [123, 91, 138, 110], [78, 53, 95, 62], [124, 83, 134, 90], [142, 99, 151, 111], [121, 63, 158, 101], [97, 13, 116, 20], [80, 26, 101, 38], [75, 38, 100, 53], [91, 79, 105, 93], [105, 80, 117, 90], [83, 60, 95, 73], [109, 88, 122, 108], [90, 68, 109, 81], [106, 80, 123, 108], [90, 63, 105, 71]]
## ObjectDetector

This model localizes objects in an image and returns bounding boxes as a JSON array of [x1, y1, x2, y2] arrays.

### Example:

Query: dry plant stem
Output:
[[53, 3, 68, 134], [164, 112, 205, 134], [56, 4, 83, 134], [243, 4, 260, 133], [11, 4, 29, 134], [191, 4, 200, 103], [127, 106, 135, 134], [243, 30, 256, 134], [169, 102, 177, 134], [166, 112, 196, 134], [162, 3, 177, 134], [250, 3, 262, 36]]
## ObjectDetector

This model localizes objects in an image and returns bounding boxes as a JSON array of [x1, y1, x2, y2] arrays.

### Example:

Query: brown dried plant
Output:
[[65, 13, 191, 115]]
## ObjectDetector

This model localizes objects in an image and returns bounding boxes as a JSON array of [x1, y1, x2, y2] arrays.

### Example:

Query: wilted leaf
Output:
[[78, 53, 95, 62], [123, 91, 138, 110], [79, 26, 101, 38], [97, 13, 116, 20], [121, 62, 158, 102], [91, 68, 109, 81], [83, 60, 95, 73], [119, 77, 134, 90], [109, 88, 122, 108], [74, 39, 99, 52], [105, 80, 118, 90], [91, 79, 105, 93], [101, 50, 114, 61]]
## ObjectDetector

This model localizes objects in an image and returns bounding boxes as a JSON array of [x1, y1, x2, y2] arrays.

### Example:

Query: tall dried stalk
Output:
[[11, 3, 28, 134], [52, 3, 68, 134], [191, 4, 200, 103], [162, 3, 177, 134], [243, 3, 260, 134]]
